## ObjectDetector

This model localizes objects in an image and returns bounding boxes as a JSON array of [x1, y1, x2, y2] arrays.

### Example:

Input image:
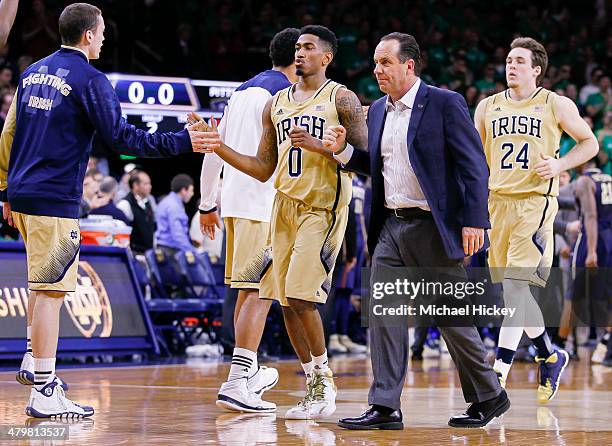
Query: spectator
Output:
[[0, 91, 12, 130], [80, 168, 102, 217], [155, 173, 194, 255], [553, 64, 572, 90], [344, 38, 372, 88], [596, 109, 612, 175], [115, 163, 140, 202], [0, 65, 13, 91], [475, 63, 497, 96], [89, 176, 130, 225], [439, 52, 472, 93], [117, 170, 156, 255], [16, 55, 32, 78], [465, 85, 479, 118], [579, 67, 603, 105], [585, 73, 611, 129]]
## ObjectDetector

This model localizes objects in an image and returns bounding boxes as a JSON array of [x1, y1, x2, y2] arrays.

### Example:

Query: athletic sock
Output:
[[26, 326, 32, 355], [312, 350, 331, 374], [302, 359, 314, 379], [531, 330, 554, 359], [228, 347, 257, 381], [33, 357, 56, 391], [494, 347, 515, 382]]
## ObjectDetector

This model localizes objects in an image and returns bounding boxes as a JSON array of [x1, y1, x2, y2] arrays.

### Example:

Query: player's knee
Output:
[[38, 290, 66, 299], [286, 297, 315, 314]]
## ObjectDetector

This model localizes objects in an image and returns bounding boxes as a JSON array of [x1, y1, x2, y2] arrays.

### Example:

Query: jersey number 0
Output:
[[288, 146, 302, 177]]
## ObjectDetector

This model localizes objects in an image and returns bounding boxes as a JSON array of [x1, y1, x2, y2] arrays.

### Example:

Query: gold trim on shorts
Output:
[[223, 217, 272, 290], [259, 192, 348, 306], [12, 212, 80, 293]]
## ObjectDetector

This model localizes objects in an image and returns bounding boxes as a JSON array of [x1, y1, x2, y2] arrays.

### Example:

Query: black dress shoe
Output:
[[338, 406, 403, 430], [448, 389, 510, 428]]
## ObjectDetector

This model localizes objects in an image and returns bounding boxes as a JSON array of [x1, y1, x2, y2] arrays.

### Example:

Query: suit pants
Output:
[[368, 214, 501, 410]]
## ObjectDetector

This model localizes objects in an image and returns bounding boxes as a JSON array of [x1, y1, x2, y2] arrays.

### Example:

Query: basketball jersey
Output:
[[271, 79, 352, 211], [483, 88, 563, 197], [578, 169, 612, 229]]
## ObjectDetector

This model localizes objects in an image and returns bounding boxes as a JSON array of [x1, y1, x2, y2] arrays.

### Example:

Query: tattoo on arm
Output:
[[336, 89, 368, 150], [259, 126, 278, 166], [254, 98, 278, 177]]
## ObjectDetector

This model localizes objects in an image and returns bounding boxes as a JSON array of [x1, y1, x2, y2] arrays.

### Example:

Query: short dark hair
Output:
[[510, 37, 548, 86], [300, 25, 338, 56], [58, 3, 102, 46], [170, 174, 193, 193], [270, 28, 300, 67], [380, 32, 422, 75], [128, 170, 143, 189]]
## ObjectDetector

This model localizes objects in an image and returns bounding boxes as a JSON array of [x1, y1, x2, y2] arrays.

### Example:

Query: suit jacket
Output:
[[345, 81, 490, 260]]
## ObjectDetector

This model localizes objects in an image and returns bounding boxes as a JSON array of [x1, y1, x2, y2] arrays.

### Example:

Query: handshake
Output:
[[186, 104, 369, 154], [186, 112, 221, 153]]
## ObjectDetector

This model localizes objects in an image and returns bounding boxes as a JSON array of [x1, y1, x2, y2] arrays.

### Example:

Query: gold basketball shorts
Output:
[[259, 192, 348, 307], [224, 216, 271, 290], [12, 212, 80, 293], [488, 192, 558, 287]]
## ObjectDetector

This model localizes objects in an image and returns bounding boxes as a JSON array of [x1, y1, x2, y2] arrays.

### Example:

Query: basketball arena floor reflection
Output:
[[1, 349, 610, 445]]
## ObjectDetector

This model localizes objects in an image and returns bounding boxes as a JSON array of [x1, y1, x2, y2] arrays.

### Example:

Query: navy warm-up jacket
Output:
[[0, 46, 192, 219]]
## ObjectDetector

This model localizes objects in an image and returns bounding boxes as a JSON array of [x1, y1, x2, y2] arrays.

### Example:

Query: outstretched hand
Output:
[[187, 116, 220, 153]]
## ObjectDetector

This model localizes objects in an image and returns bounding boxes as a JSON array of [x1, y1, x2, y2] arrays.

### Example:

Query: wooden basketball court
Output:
[[1, 348, 610, 445]]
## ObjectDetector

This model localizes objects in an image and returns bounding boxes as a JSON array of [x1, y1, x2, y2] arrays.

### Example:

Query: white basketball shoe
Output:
[[247, 366, 279, 395], [216, 377, 277, 413], [285, 370, 337, 420], [26, 376, 93, 419]]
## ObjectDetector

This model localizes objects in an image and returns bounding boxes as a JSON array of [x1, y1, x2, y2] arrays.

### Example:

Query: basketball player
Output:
[[193, 28, 303, 413], [573, 159, 612, 363], [474, 37, 598, 403], [0, 3, 209, 418], [195, 25, 368, 419]]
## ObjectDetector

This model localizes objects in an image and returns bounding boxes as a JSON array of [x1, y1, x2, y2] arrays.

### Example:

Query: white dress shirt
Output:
[[334, 78, 429, 211]]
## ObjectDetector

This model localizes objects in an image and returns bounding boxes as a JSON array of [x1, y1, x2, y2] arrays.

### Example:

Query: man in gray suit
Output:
[[323, 32, 509, 429]]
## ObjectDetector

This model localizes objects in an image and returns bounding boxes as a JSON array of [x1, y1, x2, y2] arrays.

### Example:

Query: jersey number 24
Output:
[[501, 142, 529, 170]]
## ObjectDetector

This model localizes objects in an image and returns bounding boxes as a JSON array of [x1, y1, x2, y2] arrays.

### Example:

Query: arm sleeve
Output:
[[343, 146, 371, 176], [0, 91, 17, 201], [116, 200, 134, 223], [199, 153, 224, 211], [444, 93, 491, 229], [199, 99, 228, 211], [81, 74, 193, 157]]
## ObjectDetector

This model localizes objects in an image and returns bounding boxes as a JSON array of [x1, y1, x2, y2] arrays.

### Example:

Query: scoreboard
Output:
[[106, 73, 241, 133]]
